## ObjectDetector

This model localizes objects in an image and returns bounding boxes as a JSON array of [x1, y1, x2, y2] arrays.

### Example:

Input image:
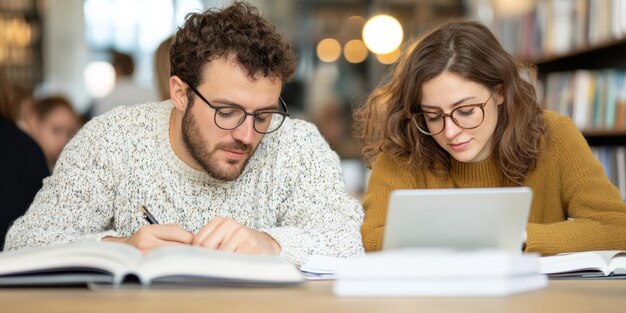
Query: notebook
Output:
[[382, 187, 533, 252]]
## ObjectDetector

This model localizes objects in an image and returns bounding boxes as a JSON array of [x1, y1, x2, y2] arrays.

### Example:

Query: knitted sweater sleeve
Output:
[[526, 115, 626, 255], [259, 123, 365, 265], [4, 117, 123, 250], [360, 153, 418, 252]]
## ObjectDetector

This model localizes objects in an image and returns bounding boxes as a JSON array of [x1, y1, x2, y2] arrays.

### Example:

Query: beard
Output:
[[181, 106, 254, 181]]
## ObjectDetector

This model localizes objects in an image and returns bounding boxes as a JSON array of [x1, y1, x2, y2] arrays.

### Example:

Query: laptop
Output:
[[382, 187, 533, 252]]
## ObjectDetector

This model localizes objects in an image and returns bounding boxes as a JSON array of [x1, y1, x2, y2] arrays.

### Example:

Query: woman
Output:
[[21, 96, 80, 170], [354, 20, 626, 254], [154, 36, 173, 100]]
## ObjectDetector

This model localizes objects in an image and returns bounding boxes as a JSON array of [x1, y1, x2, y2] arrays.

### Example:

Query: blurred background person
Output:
[[154, 36, 173, 101], [91, 50, 158, 116], [0, 72, 50, 250], [309, 96, 358, 158], [21, 96, 80, 171], [11, 85, 35, 132]]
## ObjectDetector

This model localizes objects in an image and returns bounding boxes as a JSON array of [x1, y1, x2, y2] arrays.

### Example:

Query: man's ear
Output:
[[170, 75, 189, 111]]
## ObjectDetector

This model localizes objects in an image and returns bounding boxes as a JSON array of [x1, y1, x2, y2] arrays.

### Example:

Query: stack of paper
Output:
[[300, 255, 351, 280], [333, 249, 547, 297]]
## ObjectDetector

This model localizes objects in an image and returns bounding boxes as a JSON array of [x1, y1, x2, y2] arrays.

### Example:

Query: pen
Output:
[[138, 205, 160, 224]]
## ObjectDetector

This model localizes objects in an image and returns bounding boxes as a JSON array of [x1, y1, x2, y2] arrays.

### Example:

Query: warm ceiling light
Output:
[[343, 39, 368, 64], [362, 14, 403, 54], [492, 0, 535, 16], [346, 15, 365, 30], [316, 38, 342, 63]]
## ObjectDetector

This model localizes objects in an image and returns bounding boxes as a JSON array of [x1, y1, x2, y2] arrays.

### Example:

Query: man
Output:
[[5, 2, 364, 265]]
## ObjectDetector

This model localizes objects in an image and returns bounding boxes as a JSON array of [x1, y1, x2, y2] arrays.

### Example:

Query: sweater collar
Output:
[[450, 156, 504, 187]]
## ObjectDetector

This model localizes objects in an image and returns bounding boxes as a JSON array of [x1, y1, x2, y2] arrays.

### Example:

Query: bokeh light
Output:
[[343, 39, 368, 64], [376, 48, 401, 64], [362, 14, 403, 54], [316, 38, 342, 63], [84, 61, 116, 98]]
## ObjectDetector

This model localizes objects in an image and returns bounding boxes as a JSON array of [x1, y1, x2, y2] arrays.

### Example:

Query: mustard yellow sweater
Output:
[[362, 111, 626, 255]]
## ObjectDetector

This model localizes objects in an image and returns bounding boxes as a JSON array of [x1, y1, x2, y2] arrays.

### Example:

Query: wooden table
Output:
[[1, 280, 625, 313]]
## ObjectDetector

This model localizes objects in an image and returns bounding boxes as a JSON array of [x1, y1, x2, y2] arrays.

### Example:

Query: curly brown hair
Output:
[[354, 19, 546, 185], [170, 1, 296, 92]]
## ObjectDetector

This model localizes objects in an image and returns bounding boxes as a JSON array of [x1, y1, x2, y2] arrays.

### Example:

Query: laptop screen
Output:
[[382, 187, 532, 252]]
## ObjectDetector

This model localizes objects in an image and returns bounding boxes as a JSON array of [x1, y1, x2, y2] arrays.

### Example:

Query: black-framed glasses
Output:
[[185, 81, 289, 134], [411, 95, 491, 136]]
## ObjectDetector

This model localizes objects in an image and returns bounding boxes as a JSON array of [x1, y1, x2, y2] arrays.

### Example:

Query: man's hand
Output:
[[103, 224, 194, 253], [192, 216, 281, 255]]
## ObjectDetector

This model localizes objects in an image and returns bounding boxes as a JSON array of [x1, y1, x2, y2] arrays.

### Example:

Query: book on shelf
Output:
[[540, 250, 626, 279], [590, 146, 626, 199], [332, 249, 547, 297], [616, 72, 626, 129], [592, 72, 606, 129], [617, 146, 626, 200], [572, 70, 593, 130], [0, 242, 303, 287]]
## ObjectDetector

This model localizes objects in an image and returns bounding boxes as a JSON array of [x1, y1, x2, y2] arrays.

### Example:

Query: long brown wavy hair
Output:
[[354, 20, 546, 185]]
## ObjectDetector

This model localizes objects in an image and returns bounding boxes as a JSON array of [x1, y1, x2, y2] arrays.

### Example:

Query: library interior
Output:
[[1, 0, 626, 312]]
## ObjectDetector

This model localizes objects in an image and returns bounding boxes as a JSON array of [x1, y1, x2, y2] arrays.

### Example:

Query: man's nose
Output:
[[231, 115, 256, 144]]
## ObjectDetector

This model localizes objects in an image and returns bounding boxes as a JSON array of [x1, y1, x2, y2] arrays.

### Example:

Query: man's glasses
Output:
[[185, 81, 289, 134], [412, 95, 491, 136]]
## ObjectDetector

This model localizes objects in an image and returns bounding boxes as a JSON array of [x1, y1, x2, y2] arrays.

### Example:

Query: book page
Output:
[[608, 251, 626, 275], [337, 249, 541, 280], [0, 242, 142, 285], [133, 246, 303, 286], [540, 251, 619, 276]]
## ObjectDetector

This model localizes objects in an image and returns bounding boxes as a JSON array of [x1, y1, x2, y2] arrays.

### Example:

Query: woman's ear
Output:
[[169, 76, 189, 112], [493, 85, 505, 106]]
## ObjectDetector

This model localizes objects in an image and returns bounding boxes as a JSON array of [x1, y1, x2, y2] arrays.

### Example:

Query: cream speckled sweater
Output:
[[5, 101, 365, 265]]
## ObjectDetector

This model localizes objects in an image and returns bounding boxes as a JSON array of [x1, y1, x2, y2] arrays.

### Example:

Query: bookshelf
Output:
[[533, 37, 626, 73], [0, 0, 43, 89], [477, 0, 626, 199], [581, 130, 626, 146], [534, 40, 626, 145]]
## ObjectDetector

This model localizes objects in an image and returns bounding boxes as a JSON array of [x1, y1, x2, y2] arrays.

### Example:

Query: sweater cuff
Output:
[[90, 230, 122, 242], [259, 226, 312, 266], [363, 227, 384, 252]]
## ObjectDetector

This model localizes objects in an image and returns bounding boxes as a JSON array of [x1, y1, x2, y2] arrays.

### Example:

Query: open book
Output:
[[540, 251, 626, 279], [0, 242, 303, 287]]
